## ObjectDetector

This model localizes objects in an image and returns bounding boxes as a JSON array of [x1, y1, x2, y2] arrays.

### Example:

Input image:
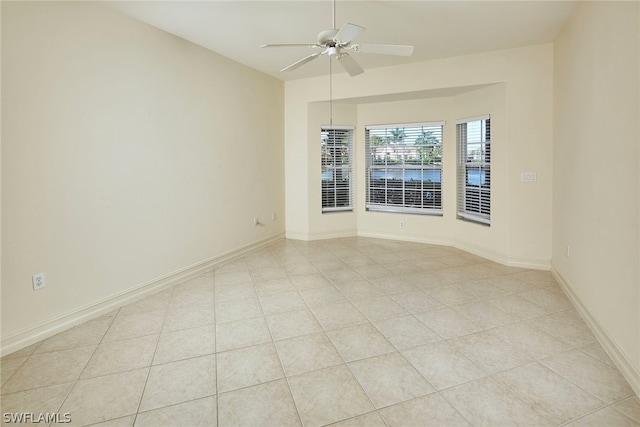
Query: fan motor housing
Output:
[[317, 29, 339, 47]]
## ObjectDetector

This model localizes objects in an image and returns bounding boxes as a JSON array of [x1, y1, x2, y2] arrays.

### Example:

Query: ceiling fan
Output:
[[260, 1, 414, 76]]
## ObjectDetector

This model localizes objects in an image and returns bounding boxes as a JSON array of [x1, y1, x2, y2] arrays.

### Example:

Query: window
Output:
[[457, 116, 491, 224], [365, 122, 444, 214], [321, 126, 354, 212]]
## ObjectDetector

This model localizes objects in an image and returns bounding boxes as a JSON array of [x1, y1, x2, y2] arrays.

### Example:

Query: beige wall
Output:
[[552, 1, 640, 391], [1, 2, 284, 352], [285, 44, 554, 268]]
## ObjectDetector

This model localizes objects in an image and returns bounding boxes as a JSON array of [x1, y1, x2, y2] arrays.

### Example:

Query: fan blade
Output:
[[281, 51, 324, 72], [337, 53, 364, 76], [260, 43, 320, 48], [352, 43, 414, 56], [334, 22, 366, 44]]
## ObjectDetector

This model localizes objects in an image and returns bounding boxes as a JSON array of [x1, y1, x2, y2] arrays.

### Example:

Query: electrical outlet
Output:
[[254, 217, 261, 226], [271, 212, 277, 221], [399, 220, 405, 229], [32, 273, 45, 291]]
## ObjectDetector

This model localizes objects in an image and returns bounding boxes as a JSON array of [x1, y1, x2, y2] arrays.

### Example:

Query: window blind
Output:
[[457, 116, 491, 225], [321, 126, 354, 212], [365, 122, 444, 215]]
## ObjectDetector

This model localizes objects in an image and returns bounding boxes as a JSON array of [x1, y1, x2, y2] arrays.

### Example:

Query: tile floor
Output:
[[1, 237, 638, 426]]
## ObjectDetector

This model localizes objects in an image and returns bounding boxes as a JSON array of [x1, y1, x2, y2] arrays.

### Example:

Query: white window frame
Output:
[[457, 115, 491, 225], [365, 122, 444, 215], [321, 125, 354, 213]]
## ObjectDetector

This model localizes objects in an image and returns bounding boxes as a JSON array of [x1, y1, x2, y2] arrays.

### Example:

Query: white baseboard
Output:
[[357, 231, 550, 270], [0, 233, 285, 357], [551, 264, 640, 397]]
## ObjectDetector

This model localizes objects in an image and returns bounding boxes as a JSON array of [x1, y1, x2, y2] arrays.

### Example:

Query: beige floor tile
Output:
[[214, 259, 249, 275], [102, 309, 166, 343], [415, 308, 481, 339], [1, 346, 95, 394], [253, 277, 297, 296], [6, 237, 632, 427], [369, 276, 418, 294], [401, 342, 487, 390], [289, 273, 331, 290], [351, 296, 409, 322], [490, 321, 570, 360], [217, 343, 284, 392], [81, 335, 157, 379], [35, 313, 114, 354], [214, 282, 257, 303], [339, 254, 377, 269], [91, 415, 136, 426], [541, 349, 634, 404], [276, 332, 344, 376], [324, 268, 365, 284], [299, 286, 347, 308], [1, 357, 27, 386], [328, 412, 386, 426], [215, 296, 263, 323], [284, 262, 320, 276], [215, 316, 271, 352], [389, 290, 444, 314], [487, 294, 549, 319], [579, 342, 616, 367], [1, 342, 41, 361], [250, 266, 289, 282], [435, 253, 482, 267], [214, 270, 252, 287], [335, 281, 385, 301], [60, 368, 148, 426], [426, 285, 478, 306], [519, 287, 573, 312], [353, 265, 394, 280], [139, 355, 215, 412], [511, 270, 557, 286], [440, 377, 553, 426], [162, 303, 215, 332], [134, 396, 216, 427], [448, 331, 532, 374], [327, 323, 395, 362], [260, 291, 308, 315], [488, 275, 540, 293], [152, 324, 215, 365], [0, 382, 73, 423], [565, 406, 640, 426], [379, 393, 471, 427], [615, 397, 640, 424], [528, 310, 597, 348], [349, 352, 434, 408], [119, 289, 173, 316], [402, 272, 450, 289], [288, 365, 374, 426], [457, 280, 506, 299], [373, 315, 441, 350], [170, 278, 214, 307], [493, 362, 604, 424], [453, 300, 518, 330], [218, 379, 301, 427], [311, 302, 368, 331], [266, 309, 322, 341]]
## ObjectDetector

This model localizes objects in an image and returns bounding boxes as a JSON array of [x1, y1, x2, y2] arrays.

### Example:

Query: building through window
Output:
[[365, 122, 444, 215]]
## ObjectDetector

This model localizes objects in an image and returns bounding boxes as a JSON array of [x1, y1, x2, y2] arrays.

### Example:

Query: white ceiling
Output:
[[108, 1, 579, 81]]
